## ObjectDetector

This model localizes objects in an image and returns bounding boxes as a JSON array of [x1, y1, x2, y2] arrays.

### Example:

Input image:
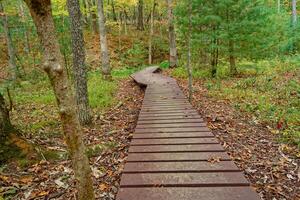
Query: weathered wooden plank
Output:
[[138, 115, 202, 121], [137, 118, 204, 125], [123, 161, 239, 173], [131, 138, 219, 145], [129, 144, 224, 153], [136, 123, 207, 129], [116, 187, 261, 200], [139, 113, 199, 117], [132, 132, 214, 139], [126, 152, 230, 162], [135, 127, 211, 133], [120, 172, 249, 187]]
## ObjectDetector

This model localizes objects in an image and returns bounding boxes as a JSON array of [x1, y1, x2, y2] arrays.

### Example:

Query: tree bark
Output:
[[97, 0, 111, 79], [23, 1, 95, 199], [137, 0, 144, 30], [0, 2, 20, 80], [167, 0, 177, 68], [67, 0, 92, 125], [187, 0, 193, 102]]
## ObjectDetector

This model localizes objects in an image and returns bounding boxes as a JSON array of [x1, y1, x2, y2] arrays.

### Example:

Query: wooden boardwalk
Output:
[[116, 67, 260, 200]]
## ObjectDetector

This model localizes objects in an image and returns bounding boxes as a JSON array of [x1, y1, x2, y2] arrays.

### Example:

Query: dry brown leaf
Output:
[[207, 157, 221, 164]]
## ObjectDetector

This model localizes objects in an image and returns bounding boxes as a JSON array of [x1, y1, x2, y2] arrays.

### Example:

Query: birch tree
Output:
[[97, 0, 111, 79], [23, 1, 95, 199]]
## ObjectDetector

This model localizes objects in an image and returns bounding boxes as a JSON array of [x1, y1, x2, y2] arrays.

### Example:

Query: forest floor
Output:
[[0, 77, 144, 200], [170, 72, 300, 200], [1, 25, 299, 199]]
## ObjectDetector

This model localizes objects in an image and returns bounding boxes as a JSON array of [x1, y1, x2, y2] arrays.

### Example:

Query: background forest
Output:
[[0, 0, 299, 199]]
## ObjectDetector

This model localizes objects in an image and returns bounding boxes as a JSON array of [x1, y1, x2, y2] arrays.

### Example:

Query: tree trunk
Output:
[[97, 0, 111, 79], [90, 0, 99, 34], [0, 93, 13, 137], [277, 0, 281, 13], [81, 0, 89, 26], [67, 0, 92, 125], [167, 0, 177, 68], [137, 0, 144, 30], [187, 0, 193, 102], [0, 2, 20, 80], [19, 2, 31, 55], [292, 0, 297, 27], [148, 0, 156, 65], [211, 26, 218, 78], [111, 0, 117, 21], [23, 1, 95, 199], [229, 39, 237, 75]]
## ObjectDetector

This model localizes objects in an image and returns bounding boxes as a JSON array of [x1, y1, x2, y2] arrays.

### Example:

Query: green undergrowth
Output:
[[171, 58, 300, 148]]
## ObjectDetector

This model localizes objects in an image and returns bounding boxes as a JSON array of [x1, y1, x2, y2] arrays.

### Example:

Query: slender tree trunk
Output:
[[81, 0, 89, 25], [118, 12, 122, 51], [292, 0, 297, 27], [67, 0, 92, 125], [23, 1, 95, 199], [111, 0, 117, 21], [137, 0, 144, 30], [167, 0, 177, 68], [187, 1, 193, 102], [229, 39, 237, 75], [97, 0, 111, 79], [19, 2, 31, 55], [0, 3, 20, 80], [123, 10, 128, 35], [91, 0, 99, 34], [277, 0, 281, 13], [148, 0, 156, 65], [211, 26, 218, 78]]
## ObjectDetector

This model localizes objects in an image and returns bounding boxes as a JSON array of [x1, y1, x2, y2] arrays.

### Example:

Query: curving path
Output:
[[116, 67, 261, 200]]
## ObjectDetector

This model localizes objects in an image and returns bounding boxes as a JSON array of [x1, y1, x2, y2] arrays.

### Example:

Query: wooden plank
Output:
[[129, 144, 224, 153], [131, 138, 219, 145], [126, 152, 230, 162], [132, 132, 214, 139], [120, 172, 249, 187], [135, 123, 207, 129], [137, 118, 204, 125], [116, 187, 261, 200], [141, 107, 193, 112], [135, 127, 211, 133], [123, 161, 239, 173], [139, 111, 198, 115], [138, 115, 202, 121]]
